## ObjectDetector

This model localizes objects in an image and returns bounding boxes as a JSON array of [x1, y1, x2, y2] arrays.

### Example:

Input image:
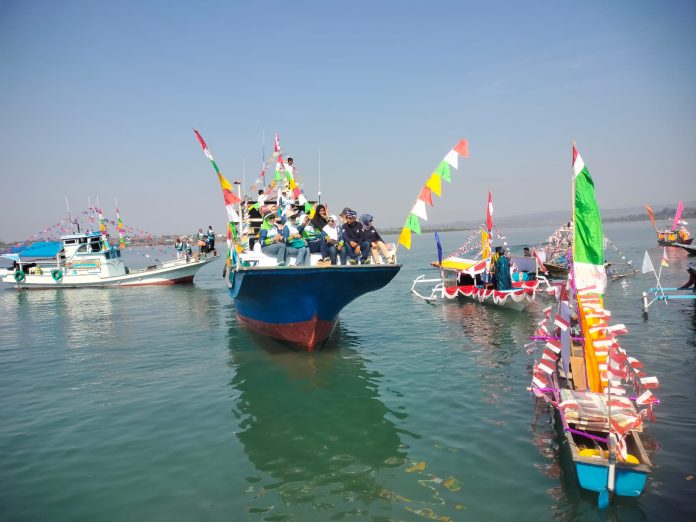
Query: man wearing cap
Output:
[[341, 209, 369, 264], [259, 213, 288, 266]]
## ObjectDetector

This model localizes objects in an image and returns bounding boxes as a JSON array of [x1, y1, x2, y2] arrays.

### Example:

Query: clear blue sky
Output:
[[1, 0, 694, 241]]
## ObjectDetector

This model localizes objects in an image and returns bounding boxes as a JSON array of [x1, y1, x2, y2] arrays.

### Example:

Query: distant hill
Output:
[[383, 201, 695, 233]]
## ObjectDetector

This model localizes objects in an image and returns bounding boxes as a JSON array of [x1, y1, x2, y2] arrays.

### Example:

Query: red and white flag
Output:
[[640, 376, 660, 389], [554, 315, 569, 331], [274, 131, 280, 153]]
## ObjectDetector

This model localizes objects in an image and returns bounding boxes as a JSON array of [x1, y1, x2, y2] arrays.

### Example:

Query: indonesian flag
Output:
[[661, 247, 669, 267], [636, 390, 658, 405], [486, 191, 493, 232], [533, 249, 548, 274], [554, 314, 569, 331], [274, 130, 280, 153], [640, 376, 660, 389]]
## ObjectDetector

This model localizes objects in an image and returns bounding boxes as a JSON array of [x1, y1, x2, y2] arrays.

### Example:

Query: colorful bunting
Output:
[[398, 139, 469, 250], [425, 173, 442, 197]]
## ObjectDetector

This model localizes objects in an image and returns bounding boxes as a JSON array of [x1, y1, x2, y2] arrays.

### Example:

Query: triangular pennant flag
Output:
[[443, 149, 458, 170], [425, 174, 442, 197], [399, 227, 412, 249], [453, 139, 469, 157], [412, 199, 428, 221], [418, 186, 433, 206], [406, 213, 422, 234], [435, 161, 451, 183]]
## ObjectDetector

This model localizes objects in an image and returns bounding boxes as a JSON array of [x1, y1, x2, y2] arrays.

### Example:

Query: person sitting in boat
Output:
[[678, 263, 696, 292], [259, 213, 288, 266], [283, 210, 310, 266], [342, 209, 369, 264], [207, 226, 215, 253], [175, 237, 185, 259], [360, 214, 394, 264], [495, 249, 512, 290], [322, 214, 347, 265], [523, 247, 532, 257], [300, 207, 330, 263]]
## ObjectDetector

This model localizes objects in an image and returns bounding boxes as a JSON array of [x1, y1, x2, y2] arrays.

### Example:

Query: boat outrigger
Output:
[[1, 231, 216, 288], [529, 144, 660, 507]]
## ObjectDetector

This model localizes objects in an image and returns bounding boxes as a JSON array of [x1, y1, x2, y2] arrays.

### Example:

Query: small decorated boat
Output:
[[1, 231, 216, 288], [411, 193, 551, 310], [646, 201, 693, 246], [530, 144, 659, 507], [194, 129, 402, 350]]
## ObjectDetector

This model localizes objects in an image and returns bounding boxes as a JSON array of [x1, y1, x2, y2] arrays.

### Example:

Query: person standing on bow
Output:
[[207, 225, 215, 253]]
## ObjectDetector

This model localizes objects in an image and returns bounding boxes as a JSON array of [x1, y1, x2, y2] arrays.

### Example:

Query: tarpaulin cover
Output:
[[17, 241, 62, 258]]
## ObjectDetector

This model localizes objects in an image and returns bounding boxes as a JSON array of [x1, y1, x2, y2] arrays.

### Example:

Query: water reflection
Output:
[[227, 326, 407, 518]]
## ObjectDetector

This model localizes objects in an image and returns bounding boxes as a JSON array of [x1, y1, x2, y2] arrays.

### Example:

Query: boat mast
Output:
[[317, 147, 322, 204]]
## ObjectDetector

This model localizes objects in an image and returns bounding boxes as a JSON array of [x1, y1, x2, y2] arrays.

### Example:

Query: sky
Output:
[[0, 0, 694, 241]]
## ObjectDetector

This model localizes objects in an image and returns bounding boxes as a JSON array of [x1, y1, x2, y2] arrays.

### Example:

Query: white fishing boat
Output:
[[1, 231, 217, 288]]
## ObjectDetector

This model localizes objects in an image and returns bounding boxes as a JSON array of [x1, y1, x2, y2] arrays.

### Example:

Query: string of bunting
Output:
[[398, 139, 469, 250]]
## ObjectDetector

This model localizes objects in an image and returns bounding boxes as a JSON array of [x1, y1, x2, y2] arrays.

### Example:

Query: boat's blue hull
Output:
[[574, 460, 648, 497], [228, 265, 400, 349]]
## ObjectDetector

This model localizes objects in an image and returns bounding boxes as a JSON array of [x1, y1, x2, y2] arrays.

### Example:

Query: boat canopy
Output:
[[13, 241, 62, 258]]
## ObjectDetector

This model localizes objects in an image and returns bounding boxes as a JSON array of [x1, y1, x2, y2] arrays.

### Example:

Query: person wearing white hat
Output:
[[322, 214, 346, 265], [283, 212, 310, 266]]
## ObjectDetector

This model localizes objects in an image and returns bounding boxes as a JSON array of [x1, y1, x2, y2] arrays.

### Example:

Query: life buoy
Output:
[[51, 269, 63, 282], [14, 270, 25, 282]]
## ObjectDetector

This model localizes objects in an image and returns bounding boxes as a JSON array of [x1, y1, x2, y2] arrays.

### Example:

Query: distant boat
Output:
[[1, 231, 216, 288], [194, 129, 400, 350], [646, 202, 693, 246], [531, 145, 659, 506]]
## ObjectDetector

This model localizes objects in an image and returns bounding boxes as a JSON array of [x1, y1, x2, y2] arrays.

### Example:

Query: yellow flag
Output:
[[481, 230, 490, 260], [425, 173, 442, 197], [399, 227, 412, 249]]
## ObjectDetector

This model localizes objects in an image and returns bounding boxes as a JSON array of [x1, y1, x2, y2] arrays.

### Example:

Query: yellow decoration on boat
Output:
[[439, 258, 478, 271], [425, 174, 442, 197], [578, 448, 639, 464], [405, 461, 426, 473], [399, 227, 412, 250], [481, 230, 490, 260]]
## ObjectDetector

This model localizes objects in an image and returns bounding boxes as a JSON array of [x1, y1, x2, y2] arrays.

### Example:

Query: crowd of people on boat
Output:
[[174, 225, 216, 261], [256, 203, 396, 267]]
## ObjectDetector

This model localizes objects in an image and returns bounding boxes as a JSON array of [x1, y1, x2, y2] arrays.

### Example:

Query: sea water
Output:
[[1, 221, 694, 521]]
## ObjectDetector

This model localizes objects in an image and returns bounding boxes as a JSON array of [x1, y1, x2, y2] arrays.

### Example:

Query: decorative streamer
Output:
[[398, 139, 469, 250]]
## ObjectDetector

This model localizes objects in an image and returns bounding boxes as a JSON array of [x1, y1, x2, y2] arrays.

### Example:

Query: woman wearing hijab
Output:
[[360, 214, 394, 264], [301, 205, 330, 262], [322, 214, 347, 265]]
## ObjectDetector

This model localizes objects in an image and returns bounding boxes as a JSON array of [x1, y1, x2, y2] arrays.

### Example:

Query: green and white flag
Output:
[[573, 144, 606, 294]]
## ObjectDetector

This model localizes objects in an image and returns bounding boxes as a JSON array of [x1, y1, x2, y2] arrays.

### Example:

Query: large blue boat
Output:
[[228, 263, 400, 350]]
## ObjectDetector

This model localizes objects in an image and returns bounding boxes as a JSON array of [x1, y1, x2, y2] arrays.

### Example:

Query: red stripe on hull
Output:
[[122, 275, 195, 286], [237, 314, 337, 351]]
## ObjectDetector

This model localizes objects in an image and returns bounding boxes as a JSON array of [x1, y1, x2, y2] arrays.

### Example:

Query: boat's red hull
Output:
[[237, 313, 337, 351]]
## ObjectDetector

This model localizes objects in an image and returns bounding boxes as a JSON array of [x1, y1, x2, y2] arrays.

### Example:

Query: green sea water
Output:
[[1, 221, 695, 521]]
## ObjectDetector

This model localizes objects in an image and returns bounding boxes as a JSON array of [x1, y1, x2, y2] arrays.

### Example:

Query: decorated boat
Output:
[[529, 144, 660, 507], [1, 230, 216, 288], [194, 129, 404, 350], [411, 192, 550, 310], [646, 201, 693, 246]]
